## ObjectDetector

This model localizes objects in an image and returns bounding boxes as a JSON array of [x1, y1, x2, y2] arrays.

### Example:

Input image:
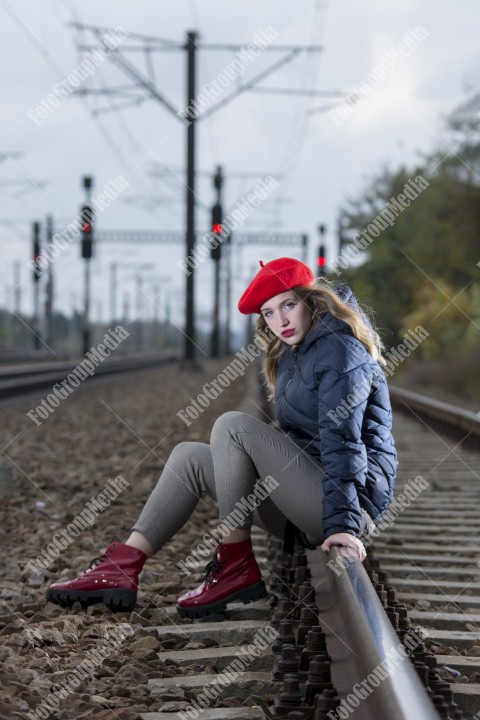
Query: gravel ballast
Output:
[[0, 360, 261, 719]]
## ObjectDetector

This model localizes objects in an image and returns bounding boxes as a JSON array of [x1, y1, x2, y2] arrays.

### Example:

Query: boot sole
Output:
[[46, 587, 137, 612], [175, 579, 267, 619]]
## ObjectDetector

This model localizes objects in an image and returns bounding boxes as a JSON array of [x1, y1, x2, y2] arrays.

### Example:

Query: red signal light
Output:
[[80, 205, 94, 259], [317, 243, 326, 272], [212, 223, 223, 234]]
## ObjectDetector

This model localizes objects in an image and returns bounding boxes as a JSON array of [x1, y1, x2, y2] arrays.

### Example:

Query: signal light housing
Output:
[[211, 203, 223, 261], [32, 222, 41, 281], [317, 244, 326, 275], [81, 204, 94, 259]]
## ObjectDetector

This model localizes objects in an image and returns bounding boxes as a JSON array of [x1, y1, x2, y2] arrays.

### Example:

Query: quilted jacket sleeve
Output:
[[317, 360, 373, 539]]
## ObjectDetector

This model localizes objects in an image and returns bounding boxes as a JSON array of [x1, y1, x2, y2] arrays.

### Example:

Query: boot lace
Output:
[[86, 539, 118, 571], [87, 553, 107, 571], [203, 550, 223, 585]]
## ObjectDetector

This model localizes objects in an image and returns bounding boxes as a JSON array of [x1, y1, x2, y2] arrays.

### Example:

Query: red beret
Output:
[[238, 257, 314, 314]]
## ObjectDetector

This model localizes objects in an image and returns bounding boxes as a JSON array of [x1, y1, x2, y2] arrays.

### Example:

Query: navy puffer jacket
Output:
[[274, 286, 398, 539]]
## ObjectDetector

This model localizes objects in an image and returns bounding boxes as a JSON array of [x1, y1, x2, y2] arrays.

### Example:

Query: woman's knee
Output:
[[211, 410, 257, 444], [168, 441, 209, 469], [211, 410, 246, 441], [169, 441, 197, 458]]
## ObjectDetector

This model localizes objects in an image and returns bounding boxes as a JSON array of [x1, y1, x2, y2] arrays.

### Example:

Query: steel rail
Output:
[[389, 384, 480, 440], [306, 546, 440, 719], [0, 352, 179, 399]]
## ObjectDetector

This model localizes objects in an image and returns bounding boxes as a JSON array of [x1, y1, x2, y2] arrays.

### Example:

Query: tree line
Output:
[[337, 93, 480, 363]]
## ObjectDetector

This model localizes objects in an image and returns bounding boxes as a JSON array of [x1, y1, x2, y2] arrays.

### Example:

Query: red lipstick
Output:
[[281, 329, 296, 338]]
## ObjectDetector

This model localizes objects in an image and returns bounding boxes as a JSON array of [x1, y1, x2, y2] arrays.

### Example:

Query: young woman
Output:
[[47, 257, 397, 618]]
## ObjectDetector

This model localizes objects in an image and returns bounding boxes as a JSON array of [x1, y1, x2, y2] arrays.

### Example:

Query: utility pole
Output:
[[81, 176, 94, 355], [45, 214, 54, 347], [122, 292, 129, 323], [224, 231, 232, 355], [185, 30, 197, 362], [211, 165, 223, 357], [165, 297, 171, 348], [147, 276, 170, 349], [69, 293, 78, 353], [13, 261, 21, 315], [301, 234, 308, 263], [13, 261, 21, 348], [245, 263, 257, 347], [135, 272, 144, 350], [121, 262, 153, 349], [151, 282, 160, 349], [32, 221, 42, 350], [110, 263, 117, 324]]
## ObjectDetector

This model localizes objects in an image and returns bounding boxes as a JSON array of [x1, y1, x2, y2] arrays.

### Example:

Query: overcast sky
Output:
[[1, 0, 479, 340]]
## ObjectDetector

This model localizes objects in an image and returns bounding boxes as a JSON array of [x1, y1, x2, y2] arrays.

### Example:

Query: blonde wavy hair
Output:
[[255, 279, 385, 395]]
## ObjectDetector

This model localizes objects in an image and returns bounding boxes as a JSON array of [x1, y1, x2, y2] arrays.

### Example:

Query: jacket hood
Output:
[[296, 284, 365, 354]]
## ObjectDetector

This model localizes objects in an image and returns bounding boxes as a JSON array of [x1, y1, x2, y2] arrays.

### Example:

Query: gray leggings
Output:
[[132, 410, 326, 554]]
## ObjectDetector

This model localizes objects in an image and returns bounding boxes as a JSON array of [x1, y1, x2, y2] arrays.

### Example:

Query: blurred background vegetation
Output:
[[339, 93, 480, 405]]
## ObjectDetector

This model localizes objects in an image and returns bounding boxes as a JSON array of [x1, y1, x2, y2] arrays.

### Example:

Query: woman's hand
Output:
[[321, 532, 366, 562]]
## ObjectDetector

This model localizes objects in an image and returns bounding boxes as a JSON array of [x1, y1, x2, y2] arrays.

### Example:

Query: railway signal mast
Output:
[[32, 221, 42, 350], [81, 176, 95, 354], [45, 215, 54, 348], [210, 166, 224, 357], [317, 224, 327, 278]]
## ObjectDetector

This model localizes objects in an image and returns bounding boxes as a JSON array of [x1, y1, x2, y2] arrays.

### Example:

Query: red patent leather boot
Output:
[[46, 540, 147, 612], [176, 538, 266, 619]]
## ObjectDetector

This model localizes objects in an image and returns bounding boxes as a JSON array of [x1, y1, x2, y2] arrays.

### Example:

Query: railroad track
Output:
[[119, 386, 479, 720], [3, 374, 476, 718], [0, 351, 179, 399]]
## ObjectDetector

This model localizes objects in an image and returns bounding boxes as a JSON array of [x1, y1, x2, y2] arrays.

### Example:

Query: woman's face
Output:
[[260, 291, 312, 345]]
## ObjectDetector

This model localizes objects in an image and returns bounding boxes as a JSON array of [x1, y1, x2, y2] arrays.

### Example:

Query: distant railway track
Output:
[[0, 351, 180, 399]]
